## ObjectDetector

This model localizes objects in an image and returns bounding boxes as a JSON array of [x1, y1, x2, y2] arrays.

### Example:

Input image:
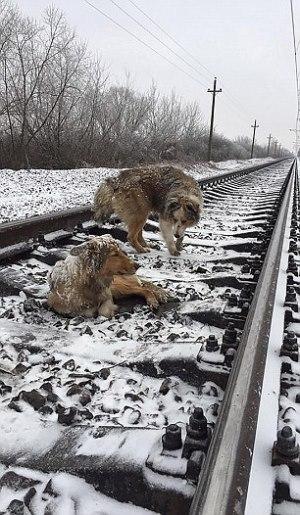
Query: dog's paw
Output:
[[148, 299, 159, 309], [158, 291, 170, 303], [136, 246, 151, 254], [169, 248, 180, 256], [99, 302, 118, 318], [175, 236, 184, 252]]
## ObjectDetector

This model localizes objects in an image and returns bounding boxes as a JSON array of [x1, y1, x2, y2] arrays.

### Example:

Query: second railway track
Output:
[[0, 158, 296, 514]]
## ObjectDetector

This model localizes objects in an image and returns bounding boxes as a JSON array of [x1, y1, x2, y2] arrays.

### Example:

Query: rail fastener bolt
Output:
[[162, 424, 182, 451], [287, 273, 295, 286], [287, 255, 299, 276], [224, 348, 236, 367], [280, 331, 299, 362], [290, 228, 297, 239], [182, 407, 212, 459], [238, 286, 253, 308], [224, 288, 232, 299], [221, 322, 238, 354], [227, 293, 238, 307], [241, 263, 251, 275], [241, 301, 250, 316], [284, 286, 298, 312], [284, 307, 295, 328], [289, 240, 298, 254], [250, 244, 261, 256], [250, 257, 263, 274], [186, 450, 206, 482], [272, 426, 300, 467], [291, 218, 298, 229], [206, 334, 220, 352], [252, 270, 261, 283]]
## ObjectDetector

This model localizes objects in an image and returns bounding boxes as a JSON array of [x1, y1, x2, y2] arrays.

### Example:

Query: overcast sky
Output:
[[13, 0, 300, 152]]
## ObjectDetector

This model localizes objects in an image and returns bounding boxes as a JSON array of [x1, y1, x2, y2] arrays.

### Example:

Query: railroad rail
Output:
[[0, 157, 297, 514], [0, 158, 284, 249]]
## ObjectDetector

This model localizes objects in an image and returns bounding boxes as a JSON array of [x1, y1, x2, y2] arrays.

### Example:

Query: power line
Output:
[[127, 0, 254, 121], [111, 0, 252, 124], [290, 0, 299, 95], [290, 0, 300, 154], [108, 0, 211, 84], [83, 0, 270, 142], [126, 0, 214, 80], [82, 0, 208, 89], [83, 0, 251, 126]]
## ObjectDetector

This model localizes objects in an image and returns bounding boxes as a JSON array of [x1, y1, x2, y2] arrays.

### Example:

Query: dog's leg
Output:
[[137, 229, 149, 250], [159, 218, 179, 256], [127, 217, 150, 253], [111, 275, 169, 309], [175, 235, 184, 252], [138, 281, 170, 309], [99, 298, 118, 318], [98, 290, 118, 318]]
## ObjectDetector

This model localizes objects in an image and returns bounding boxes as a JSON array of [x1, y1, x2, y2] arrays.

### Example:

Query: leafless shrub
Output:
[[0, 2, 291, 169]]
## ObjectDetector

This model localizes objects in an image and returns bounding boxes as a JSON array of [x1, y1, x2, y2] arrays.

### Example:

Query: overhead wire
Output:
[[290, 0, 300, 154], [82, 0, 273, 144], [126, 0, 254, 122], [108, 0, 212, 83], [126, 0, 214, 79], [82, 0, 208, 90]]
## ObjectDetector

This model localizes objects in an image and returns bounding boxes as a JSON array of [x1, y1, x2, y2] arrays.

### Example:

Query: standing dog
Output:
[[47, 235, 169, 318], [94, 165, 203, 255]]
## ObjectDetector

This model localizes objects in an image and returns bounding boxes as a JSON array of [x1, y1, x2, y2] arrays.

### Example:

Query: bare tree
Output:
[[0, 1, 291, 169]]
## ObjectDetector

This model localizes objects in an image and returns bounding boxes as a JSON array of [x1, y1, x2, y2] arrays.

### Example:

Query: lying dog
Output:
[[47, 235, 169, 318], [94, 165, 203, 255]]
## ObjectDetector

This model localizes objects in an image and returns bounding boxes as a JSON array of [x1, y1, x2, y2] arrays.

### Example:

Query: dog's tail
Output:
[[93, 179, 114, 222]]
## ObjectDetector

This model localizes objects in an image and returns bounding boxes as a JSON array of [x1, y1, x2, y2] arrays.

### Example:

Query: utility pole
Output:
[[250, 119, 259, 159], [207, 77, 222, 161], [267, 134, 272, 156], [273, 140, 278, 157]]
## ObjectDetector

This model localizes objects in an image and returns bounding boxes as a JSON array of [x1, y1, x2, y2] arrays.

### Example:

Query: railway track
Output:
[[0, 158, 297, 514]]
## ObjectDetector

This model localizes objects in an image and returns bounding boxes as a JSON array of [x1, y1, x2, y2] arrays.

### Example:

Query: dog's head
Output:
[[70, 235, 138, 277], [165, 195, 202, 237]]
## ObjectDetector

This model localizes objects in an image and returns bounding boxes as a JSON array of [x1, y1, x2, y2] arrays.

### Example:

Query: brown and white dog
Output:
[[47, 235, 169, 318], [94, 165, 203, 256]]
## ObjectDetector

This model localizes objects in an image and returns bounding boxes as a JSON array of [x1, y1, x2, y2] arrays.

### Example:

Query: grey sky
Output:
[[13, 0, 300, 152]]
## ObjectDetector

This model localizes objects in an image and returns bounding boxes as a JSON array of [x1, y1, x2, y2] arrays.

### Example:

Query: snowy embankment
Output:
[[0, 158, 274, 224]]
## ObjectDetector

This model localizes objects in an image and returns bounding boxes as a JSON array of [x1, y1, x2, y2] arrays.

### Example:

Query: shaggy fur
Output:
[[94, 165, 203, 255], [47, 235, 169, 318], [47, 235, 138, 318]]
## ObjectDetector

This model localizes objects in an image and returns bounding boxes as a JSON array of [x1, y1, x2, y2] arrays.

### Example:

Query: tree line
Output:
[[0, 1, 291, 170]]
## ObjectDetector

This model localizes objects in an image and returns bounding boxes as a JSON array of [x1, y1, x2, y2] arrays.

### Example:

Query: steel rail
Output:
[[190, 159, 296, 515], [0, 159, 286, 249]]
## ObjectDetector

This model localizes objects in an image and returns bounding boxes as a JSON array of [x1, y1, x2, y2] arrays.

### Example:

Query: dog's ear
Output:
[[186, 201, 200, 220], [70, 242, 88, 256], [166, 200, 180, 214]]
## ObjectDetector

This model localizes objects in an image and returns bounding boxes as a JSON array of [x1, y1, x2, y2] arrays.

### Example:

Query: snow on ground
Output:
[[186, 157, 274, 180], [0, 160, 290, 513], [0, 158, 274, 224], [0, 166, 119, 224], [0, 465, 158, 514]]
